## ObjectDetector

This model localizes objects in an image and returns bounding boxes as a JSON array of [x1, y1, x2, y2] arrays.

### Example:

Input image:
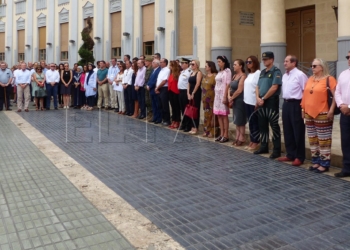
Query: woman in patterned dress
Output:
[[201, 61, 218, 138], [213, 56, 232, 143]]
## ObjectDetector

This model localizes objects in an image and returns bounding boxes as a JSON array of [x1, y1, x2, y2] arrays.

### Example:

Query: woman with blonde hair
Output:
[[187, 59, 203, 134], [301, 58, 337, 173]]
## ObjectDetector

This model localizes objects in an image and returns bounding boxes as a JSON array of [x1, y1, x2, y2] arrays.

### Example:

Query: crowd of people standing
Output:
[[0, 50, 349, 178]]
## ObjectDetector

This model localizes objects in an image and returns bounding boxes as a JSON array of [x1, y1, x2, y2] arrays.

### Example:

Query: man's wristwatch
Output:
[[261, 97, 265, 101], [348, 104, 350, 109]]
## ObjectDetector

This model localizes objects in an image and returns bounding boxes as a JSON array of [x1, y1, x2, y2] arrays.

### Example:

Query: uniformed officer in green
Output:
[[144, 57, 153, 116], [254, 51, 282, 159]]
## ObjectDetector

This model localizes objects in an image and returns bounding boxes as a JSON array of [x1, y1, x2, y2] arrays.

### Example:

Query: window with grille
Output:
[[111, 47, 121, 59], [39, 49, 46, 61], [61, 51, 68, 61], [0, 53, 5, 61], [143, 41, 154, 56], [18, 53, 25, 61]]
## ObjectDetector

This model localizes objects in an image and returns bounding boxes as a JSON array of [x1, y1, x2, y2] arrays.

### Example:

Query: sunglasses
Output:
[[190, 63, 195, 66], [311, 65, 319, 68], [245, 61, 253, 64], [346, 56, 350, 60]]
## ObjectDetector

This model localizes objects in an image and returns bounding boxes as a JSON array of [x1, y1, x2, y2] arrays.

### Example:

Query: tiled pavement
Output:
[[11, 110, 350, 249], [0, 113, 134, 250]]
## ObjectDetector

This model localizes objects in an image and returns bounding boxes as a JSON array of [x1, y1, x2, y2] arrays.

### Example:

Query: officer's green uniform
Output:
[[257, 63, 282, 155], [144, 64, 153, 112]]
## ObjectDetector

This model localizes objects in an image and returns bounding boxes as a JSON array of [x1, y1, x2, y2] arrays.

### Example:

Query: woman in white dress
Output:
[[84, 63, 97, 111], [114, 63, 126, 114]]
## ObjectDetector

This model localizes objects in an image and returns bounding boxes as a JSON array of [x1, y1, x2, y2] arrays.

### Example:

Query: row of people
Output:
[[0, 51, 349, 178]]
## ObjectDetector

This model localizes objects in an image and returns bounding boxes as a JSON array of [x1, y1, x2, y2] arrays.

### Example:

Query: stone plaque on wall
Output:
[[239, 11, 254, 26]]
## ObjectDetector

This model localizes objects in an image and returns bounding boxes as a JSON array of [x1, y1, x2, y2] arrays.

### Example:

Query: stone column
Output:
[[94, 0, 104, 61], [260, 0, 286, 70], [337, 0, 350, 76], [47, 0, 55, 63], [122, 0, 134, 58], [69, 0, 78, 66], [5, 0, 13, 66], [211, 0, 232, 63], [25, 0, 33, 62]]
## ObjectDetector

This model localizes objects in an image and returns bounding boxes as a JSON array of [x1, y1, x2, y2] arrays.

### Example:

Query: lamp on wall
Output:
[[5, 46, 10, 50], [168, 9, 173, 13], [157, 27, 165, 32], [25, 44, 30, 48], [123, 32, 130, 37], [69, 40, 75, 43], [332, 6, 338, 21], [94, 37, 101, 41], [46, 42, 52, 46]]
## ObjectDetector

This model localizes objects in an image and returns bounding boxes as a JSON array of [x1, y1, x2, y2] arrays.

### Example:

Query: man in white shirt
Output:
[[122, 60, 134, 116], [279, 55, 308, 166], [155, 58, 171, 125], [14, 62, 32, 112], [107, 58, 120, 112], [135, 60, 146, 119], [45, 63, 60, 110]]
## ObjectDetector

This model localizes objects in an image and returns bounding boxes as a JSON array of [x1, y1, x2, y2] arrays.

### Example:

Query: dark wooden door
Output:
[[286, 7, 315, 65]]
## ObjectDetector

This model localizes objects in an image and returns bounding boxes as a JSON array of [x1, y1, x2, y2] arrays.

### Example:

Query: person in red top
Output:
[[168, 60, 181, 129]]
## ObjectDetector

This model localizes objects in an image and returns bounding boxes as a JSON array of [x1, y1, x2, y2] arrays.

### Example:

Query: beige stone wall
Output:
[[285, 0, 338, 61], [165, 0, 175, 60], [231, 0, 261, 62]]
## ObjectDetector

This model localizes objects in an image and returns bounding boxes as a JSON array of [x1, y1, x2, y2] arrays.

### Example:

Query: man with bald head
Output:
[[14, 62, 32, 112]]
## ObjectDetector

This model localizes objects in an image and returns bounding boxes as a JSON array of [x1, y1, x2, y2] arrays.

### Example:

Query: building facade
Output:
[[0, 0, 348, 75]]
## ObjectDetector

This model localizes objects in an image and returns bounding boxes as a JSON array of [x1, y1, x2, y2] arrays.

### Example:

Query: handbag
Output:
[[35, 88, 47, 98], [326, 77, 341, 115], [184, 100, 198, 119]]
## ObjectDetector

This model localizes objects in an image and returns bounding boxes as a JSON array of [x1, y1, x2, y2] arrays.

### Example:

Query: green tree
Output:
[[78, 17, 95, 65]]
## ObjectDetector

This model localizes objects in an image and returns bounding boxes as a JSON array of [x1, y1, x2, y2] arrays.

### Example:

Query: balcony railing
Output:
[[58, 0, 69, 5], [0, 4, 6, 17], [15, 0, 26, 15], [36, 0, 46, 10]]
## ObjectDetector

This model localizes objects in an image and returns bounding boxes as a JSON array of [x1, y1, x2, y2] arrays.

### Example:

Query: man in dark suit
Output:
[[146, 60, 161, 123]]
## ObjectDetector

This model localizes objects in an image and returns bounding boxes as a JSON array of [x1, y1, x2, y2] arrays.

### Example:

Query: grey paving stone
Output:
[[0, 113, 134, 250], [16, 109, 350, 249]]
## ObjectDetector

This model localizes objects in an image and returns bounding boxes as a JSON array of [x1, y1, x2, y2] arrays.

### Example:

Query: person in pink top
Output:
[[80, 65, 88, 109], [334, 52, 350, 178], [213, 56, 232, 143]]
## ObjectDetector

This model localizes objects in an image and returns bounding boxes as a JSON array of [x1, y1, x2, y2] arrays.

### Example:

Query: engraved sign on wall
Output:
[[239, 11, 254, 26]]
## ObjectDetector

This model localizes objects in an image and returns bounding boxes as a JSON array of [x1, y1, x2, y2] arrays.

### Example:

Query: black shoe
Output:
[[6, 109, 12, 111], [184, 128, 191, 132], [308, 166, 319, 171], [73, 106, 78, 109], [114, 108, 119, 112], [127, 113, 132, 116], [154, 120, 161, 124], [179, 126, 185, 130], [215, 136, 222, 142], [54, 107, 58, 110], [334, 172, 350, 178], [269, 153, 281, 159], [254, 149, 269, 155], [46, 108, 50, 110], [162, 122, 170, 126], [138, 115, 145, 119], [219, 137, 229, 143], [314, 168, 329, 173]]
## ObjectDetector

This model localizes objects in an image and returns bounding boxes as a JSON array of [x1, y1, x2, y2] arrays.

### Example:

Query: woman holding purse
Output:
[[32, 66, 46, 111], [301, 58, 337, 173], [187, 60, 203, 135], [228, 59, 247, 146]]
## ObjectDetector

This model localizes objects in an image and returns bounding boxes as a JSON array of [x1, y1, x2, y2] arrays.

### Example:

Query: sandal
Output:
[[202, 132, 209, 137], [215, 136, 222, 142], [219, 137, 229, 143], [234, 140, 245, 146], [207, 133, 214, 138]]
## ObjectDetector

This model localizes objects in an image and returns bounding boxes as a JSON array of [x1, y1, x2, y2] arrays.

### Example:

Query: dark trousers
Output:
[[179, 89, 190, 129], [282, 100, 305, 161], [258, 96, 281, 154], [137, 87, 146, 117], [46, 84, 58, 109], [0, 85, 12, 110], [190, 90, 202, 129], [158, 87, 170, 122], [340, 114, 350, 173], [73, 87, 81, 106], [169, 90, 181, 122], [150, 93, 161, 122], [124, 85, 134, 115], [30, 83, 33, 102], [245, 103, 260, 143], [87, 96, 95, 107]]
